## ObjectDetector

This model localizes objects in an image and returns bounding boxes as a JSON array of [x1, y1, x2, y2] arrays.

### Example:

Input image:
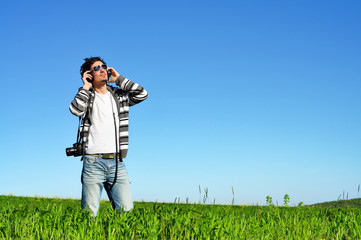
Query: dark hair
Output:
[[80, 57, 107, 77]]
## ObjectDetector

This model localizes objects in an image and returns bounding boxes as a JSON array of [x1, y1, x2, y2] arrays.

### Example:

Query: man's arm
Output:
[[108, 67, 148, 106], [69, 71, 93, 116], [116, 76, 148, 106], [69, 88, 90, 116]]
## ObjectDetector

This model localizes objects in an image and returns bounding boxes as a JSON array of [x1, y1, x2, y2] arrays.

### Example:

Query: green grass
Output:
[[1, 195, 361, 239], [309, 198, 361, 208]]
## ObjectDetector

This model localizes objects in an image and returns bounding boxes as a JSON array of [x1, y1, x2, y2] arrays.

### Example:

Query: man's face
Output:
[[90, 60, 108, 83]]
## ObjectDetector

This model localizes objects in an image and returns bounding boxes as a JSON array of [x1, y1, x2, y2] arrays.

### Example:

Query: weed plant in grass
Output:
[[1, 195, 361, 239]]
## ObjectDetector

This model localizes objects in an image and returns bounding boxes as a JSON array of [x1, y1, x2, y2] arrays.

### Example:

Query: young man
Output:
[[69, 57, 148, 216]]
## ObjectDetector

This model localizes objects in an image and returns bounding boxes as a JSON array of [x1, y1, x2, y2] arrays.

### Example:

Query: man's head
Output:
[[80, 57, 109, 84]]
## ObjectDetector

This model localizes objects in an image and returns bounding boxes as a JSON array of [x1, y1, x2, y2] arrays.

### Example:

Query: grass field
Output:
[[1, 195, 361, 239]]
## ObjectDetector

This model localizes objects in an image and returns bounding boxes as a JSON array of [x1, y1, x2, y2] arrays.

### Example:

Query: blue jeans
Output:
[[81, 154, 133, 216]]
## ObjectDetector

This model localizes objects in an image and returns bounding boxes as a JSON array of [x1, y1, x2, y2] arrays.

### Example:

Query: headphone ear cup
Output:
[[82, 70, 93, 83]]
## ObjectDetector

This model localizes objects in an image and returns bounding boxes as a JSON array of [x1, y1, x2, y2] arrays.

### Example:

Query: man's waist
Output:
[[89, 153, 122, 160]]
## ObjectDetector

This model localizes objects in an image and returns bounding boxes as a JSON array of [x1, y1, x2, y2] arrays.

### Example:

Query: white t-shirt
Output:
[[86, 91, 119, 154]]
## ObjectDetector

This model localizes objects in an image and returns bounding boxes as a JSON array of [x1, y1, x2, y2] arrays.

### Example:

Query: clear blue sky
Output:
[[1, 0, 360, 206]]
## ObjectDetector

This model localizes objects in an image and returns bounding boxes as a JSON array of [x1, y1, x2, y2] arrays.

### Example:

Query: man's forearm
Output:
[[69, 88, 90, 116], [116, 76, 148, 106]]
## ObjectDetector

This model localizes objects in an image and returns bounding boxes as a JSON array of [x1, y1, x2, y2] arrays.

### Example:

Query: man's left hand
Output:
[[107, 67, 120, 83]]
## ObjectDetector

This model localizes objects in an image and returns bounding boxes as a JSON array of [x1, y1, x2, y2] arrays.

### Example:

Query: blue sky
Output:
[[1, 0, 360, 206]]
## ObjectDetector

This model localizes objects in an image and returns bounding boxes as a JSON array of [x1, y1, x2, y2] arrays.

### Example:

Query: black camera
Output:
[[66, 143, 83, 157]]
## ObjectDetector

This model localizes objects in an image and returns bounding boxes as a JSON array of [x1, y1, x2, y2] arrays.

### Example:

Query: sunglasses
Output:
[[92, 64, 107, 72]]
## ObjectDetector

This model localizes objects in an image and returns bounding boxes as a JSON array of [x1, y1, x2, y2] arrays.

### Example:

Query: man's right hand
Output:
[[82, 70, 93, 90]]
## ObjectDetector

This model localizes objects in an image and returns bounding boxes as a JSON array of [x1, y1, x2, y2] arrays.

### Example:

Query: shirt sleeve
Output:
[[69, 88, 90, 116], [115, 76, 149, 106]]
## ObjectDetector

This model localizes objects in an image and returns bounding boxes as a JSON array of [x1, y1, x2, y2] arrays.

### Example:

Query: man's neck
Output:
[[93, 83, 108, 94]]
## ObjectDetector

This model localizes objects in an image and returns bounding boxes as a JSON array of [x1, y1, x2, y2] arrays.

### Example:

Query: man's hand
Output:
[[82, 70, 93, 90], [107, 67, 120, 83]]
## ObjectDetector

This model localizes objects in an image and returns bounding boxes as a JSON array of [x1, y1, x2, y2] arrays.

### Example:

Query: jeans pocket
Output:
[[83, 155, 99, 165]]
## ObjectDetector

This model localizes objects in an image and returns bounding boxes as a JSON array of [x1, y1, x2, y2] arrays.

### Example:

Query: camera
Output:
[[66, 143, 83, 157]]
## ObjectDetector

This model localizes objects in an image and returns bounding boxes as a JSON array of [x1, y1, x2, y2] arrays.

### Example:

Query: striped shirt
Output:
[[69, 75, 148, 159]]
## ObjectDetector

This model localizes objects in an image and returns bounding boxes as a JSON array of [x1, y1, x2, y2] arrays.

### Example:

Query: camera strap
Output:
[[77, 116, 87, 160], [109, 92, 119, 189], [76, 116, 81, 144]]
